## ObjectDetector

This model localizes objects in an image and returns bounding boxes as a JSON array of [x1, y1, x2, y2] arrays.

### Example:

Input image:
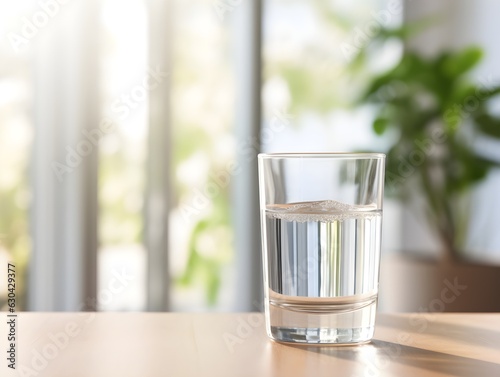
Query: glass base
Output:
[[270, 326, 374, 345], [266, 293, 377, 345]]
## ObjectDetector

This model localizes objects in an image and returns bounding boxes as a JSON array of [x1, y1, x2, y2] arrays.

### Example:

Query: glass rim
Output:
[[258, 152, 385, 159]]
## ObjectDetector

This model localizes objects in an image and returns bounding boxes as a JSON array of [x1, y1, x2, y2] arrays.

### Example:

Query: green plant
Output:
[[358, 29, 500, 261]]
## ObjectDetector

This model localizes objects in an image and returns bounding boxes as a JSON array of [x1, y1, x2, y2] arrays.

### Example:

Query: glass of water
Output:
[[258, 153, 385, 345]]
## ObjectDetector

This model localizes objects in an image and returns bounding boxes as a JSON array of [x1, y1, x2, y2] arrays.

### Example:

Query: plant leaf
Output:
[[374, 15, 442, 42], [475, 113, 500, 138], [373, 118, 389, 135], [442, 46, 483, 78], [206, 261, 221, 306], [473, 86, 500, 101]]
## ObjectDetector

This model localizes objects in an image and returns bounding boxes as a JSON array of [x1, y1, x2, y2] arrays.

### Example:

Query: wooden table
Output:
[[3, 313, 500, 376]]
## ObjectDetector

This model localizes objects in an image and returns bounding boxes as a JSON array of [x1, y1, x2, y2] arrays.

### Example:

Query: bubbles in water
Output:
[[266, 200, 379, 222]]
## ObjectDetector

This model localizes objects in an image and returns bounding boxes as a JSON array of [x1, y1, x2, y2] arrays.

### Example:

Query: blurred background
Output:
[[1, 0, 499, 313]]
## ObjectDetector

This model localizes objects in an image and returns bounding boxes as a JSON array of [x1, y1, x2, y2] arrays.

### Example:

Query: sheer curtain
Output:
[[29, 0, 100, 310]]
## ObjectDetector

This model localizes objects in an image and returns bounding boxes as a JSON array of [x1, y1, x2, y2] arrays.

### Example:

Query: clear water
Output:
[[263, 200, 382, 344]]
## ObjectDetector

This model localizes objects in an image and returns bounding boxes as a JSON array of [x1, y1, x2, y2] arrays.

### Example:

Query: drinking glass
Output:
[[258, 153, 385, 345]]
